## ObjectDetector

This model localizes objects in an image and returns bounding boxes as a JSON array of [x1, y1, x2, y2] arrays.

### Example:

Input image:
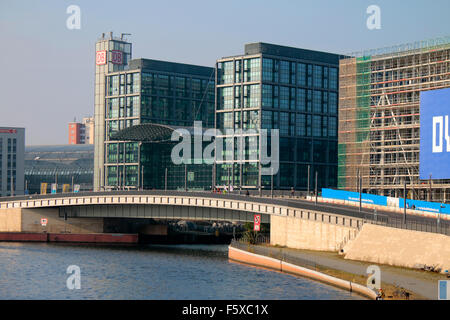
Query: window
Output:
[[219, 87, 233, 110], [297, 63, 306, 86], [312, 115, 321, 137], [262, 58, 273, 82], [313, 91, 322, 113], [220, 61, 234, 84], [280, 112, 289, 135], [329, 92, 337, 114], [262, 110, 272, 129], [279, 86, 289, 109], [244, 85, 260, 108], [296, 88, 306, 111], [329, 68, 338, 89], [279, 60, 290, 84], [328, 116, 337, 137], [296, 114, 306, 136], [244, 58, 261, 82], [313, 65, 323, 88], [262, 85, 272, 108]]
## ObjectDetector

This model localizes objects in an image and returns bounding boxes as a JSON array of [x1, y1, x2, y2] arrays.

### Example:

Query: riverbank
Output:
[[228, 241, 445, 300]]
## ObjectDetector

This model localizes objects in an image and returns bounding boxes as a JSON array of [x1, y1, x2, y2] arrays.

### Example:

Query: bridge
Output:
[[1, 190, 448, 250]]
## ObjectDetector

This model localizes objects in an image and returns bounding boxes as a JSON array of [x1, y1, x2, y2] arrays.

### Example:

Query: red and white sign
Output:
[[111, 50, 123, 64], [0, 129, 17, 134], [253, 214, 261, 232], [96, 50, 107, 65], [40, 218, 48, 227]]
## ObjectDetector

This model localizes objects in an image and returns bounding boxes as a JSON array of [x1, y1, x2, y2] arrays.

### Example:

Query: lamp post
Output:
[[358, 169, 362, 213], [315, 171, 318, 205], [165, 167, 168, 191], [403, 178, 407, 224], [307, 165, 310, 197], [271, 168, 274, 199]]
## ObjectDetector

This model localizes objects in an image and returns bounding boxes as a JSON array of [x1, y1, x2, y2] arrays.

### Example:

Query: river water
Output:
[[0, 242, 361, 300]]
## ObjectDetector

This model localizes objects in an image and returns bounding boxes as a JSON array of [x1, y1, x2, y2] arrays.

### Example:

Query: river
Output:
[[0, 242, 362, 300]]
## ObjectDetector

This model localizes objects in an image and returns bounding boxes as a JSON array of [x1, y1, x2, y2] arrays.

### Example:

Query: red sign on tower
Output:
[[96, 50, 107, 65], [254, 214, 261, 232], [111, 50, 123, 64]]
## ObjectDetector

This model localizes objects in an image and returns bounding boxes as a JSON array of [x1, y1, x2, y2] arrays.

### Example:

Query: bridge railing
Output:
[[362, 212, 450, 236]]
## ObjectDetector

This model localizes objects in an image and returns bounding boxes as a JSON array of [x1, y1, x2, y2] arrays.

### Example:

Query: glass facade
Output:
[[215, 43, 340, 190], [102, 59, 215, 190]]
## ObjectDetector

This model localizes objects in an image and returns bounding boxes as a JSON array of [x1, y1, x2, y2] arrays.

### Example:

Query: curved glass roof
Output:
[[110, 123, 196, 143]]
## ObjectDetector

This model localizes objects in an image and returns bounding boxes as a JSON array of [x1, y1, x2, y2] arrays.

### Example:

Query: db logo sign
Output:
[[111, 50, 123, 64], [40, 218, 48, 227], [96, 50, 106, 65], [254, 214, 261, 232]]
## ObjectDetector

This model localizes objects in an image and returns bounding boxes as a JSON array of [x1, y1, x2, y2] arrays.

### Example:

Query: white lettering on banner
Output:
[[433, 115, 450, 153]]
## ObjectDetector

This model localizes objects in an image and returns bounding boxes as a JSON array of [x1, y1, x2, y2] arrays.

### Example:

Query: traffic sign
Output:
[[254, 214, 261, 232], [40, 218, 48, 227]]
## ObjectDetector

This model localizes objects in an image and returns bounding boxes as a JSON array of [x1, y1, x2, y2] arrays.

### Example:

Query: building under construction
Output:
[[338, 36, 450, 203]]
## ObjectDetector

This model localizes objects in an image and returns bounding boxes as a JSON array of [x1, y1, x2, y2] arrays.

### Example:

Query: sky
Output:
[[0, 0, 449, 145]]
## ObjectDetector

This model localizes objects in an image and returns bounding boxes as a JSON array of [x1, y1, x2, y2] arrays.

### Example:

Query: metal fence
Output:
[[362, 212, 450, 236]]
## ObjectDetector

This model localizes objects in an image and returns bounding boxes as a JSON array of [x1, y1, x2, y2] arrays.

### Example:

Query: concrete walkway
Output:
[[258, 245, 446, 300]]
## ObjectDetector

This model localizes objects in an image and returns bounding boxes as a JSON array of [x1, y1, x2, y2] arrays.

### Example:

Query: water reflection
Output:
[[0, 243, 361, 300]]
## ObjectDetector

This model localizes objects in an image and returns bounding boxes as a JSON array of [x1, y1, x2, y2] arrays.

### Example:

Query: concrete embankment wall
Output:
[[0, 207, 103, 234], [343, 224, 450, 273], [270, 215, 358, 252], [228, 245, 377, 299]]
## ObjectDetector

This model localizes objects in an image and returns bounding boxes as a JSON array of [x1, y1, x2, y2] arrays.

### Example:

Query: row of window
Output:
[[218, 85, 337, 114], [219, 58, 338, 90], [141, 73, 214, 100]]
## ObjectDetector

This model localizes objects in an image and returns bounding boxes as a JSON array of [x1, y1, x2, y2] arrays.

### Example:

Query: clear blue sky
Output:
[[0, 0, 449, 145]]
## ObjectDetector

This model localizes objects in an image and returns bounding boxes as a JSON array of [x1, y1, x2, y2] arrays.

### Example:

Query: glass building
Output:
[[94, 32, 215, 190], [25, 144, 94, 194], [110, 123, 212, 190], [215, 43, 341, 190]]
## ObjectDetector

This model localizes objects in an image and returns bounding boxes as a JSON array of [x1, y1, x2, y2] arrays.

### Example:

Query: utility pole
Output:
[[315, 171, 318, 205], [71, 176, 74, 193]]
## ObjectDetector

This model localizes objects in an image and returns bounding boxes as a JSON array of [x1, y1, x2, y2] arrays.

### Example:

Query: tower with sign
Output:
[[94, 32, 132, 191]]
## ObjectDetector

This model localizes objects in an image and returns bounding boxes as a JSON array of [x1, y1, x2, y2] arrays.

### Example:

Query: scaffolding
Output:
[[338, 37, 450, 202]]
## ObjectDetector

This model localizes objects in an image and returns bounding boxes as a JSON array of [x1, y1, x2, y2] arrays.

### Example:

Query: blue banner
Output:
[[399, 198, 450, 215], [420, 88, 450, 180], [321, 188, 387, 206], [322, 188, 449, 216]]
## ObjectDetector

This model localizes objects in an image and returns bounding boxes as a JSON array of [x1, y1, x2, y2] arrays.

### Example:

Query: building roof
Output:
[[25, 144, 94, 176], [128, 58, 214, 78], [219, 42, 344, 64], [110, 123, 208, 143]]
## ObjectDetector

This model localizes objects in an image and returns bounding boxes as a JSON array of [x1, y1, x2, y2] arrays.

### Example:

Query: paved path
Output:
[[250, 244, 446, 300]]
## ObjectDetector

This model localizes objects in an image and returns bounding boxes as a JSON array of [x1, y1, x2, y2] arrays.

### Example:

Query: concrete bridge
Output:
[[0, 190, 448, 250], [0, 191, 370, 251]]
